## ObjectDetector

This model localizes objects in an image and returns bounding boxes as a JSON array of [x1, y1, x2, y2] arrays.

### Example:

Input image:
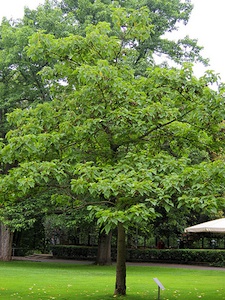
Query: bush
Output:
[[126, 248, 225, 267], [51, 245, 225, 267]]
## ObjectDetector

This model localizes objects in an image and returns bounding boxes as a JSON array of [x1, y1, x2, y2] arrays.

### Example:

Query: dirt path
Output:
[[12, 256, 225, 271]]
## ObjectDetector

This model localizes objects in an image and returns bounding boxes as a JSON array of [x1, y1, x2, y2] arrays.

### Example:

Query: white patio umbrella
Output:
[[185, 218, 225, 233]]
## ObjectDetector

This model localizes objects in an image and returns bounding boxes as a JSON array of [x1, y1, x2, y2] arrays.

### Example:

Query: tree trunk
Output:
[[114, 222, 126, 296], [0, 223, 13, 261], [96, 230, 112, 265]]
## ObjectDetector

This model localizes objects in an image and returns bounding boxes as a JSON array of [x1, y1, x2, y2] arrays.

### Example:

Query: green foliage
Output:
[[0, 0, 225, 242], [0, 20, 50, 120], [0, 0, 80, 138], [23, 1, 78, 37], [59, 0, 206, 66], [1, 5, 225, 233], [87, 204, 156, 234], [0, 194, 49, 231]]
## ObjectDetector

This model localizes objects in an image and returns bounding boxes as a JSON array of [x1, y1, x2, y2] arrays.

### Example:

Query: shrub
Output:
[[51, 245, 225, 267], [126, 249, 225, 267]]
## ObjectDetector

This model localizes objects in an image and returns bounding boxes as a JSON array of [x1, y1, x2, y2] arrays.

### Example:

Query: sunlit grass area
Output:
[[0, 261, 224, 299]]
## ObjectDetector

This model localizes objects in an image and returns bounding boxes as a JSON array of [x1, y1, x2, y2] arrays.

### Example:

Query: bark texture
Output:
[[114, 222, 126, 296], [0, 223, 13, 261], [96, 230, 112, 265]]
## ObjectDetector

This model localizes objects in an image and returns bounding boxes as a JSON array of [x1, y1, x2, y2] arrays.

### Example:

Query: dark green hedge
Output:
[[51, 245, 225, 267], [126, 249, 225, 267]]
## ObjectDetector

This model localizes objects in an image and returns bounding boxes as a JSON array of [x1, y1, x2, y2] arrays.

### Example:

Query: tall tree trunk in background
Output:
[[114, 222, 126, 296], [96, 230, 112, 265], [0, 223, 13, 261]]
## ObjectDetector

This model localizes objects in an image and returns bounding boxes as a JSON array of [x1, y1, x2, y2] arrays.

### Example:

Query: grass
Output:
[[0, 261, 224, 299]]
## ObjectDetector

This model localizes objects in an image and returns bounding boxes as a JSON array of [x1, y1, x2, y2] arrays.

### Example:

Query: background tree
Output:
[[0, 1, 79, 137], [58, 0, 208, 68], [0, 1, 79, 260], [1, 4, 225, 295]]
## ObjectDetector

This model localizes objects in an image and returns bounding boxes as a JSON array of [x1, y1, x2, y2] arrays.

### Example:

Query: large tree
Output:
[[0, 0, 211, 260], [1, 4, 225, 294]]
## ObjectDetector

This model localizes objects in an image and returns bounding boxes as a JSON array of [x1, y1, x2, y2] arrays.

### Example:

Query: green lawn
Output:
[[0, 261, 224, 299]]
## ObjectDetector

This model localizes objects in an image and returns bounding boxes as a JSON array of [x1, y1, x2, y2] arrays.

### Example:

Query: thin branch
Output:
[[140, 107, 195, 140]]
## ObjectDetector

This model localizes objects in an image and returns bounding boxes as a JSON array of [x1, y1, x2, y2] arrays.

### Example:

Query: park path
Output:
[[12, 255, 225, 271]]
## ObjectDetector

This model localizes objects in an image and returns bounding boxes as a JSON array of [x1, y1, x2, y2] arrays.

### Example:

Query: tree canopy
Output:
[[0, 0, 209, 139]]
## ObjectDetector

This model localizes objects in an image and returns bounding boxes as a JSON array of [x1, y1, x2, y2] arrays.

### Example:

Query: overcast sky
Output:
[[0, 0, 225, 82]]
